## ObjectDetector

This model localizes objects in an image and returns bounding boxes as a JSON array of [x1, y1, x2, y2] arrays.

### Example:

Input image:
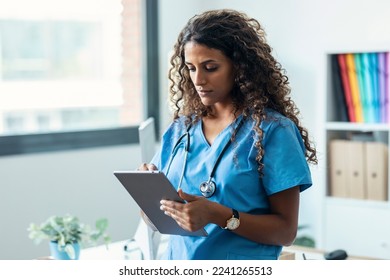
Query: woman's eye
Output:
[[187, 67, 195, 72], [205, 67, 217, 72]]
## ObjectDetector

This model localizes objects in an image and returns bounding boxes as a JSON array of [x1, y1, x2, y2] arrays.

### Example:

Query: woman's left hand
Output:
[[160, 189, 213, 232]]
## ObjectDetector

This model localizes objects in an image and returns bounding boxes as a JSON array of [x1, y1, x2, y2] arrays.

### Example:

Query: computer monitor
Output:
[[138, 117, 156, 163], [134, 117, 161, 259]]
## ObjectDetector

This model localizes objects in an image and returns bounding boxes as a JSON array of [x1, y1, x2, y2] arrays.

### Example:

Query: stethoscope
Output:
[[166, 117, 244, 198]]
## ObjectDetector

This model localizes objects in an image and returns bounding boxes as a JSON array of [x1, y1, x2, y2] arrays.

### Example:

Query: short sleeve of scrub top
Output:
[[150, 110, 312, 260], [260, 113, 312, 194]]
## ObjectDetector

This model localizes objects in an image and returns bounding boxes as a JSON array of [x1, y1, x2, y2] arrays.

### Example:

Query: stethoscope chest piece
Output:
[[199, 180, 216, 198]]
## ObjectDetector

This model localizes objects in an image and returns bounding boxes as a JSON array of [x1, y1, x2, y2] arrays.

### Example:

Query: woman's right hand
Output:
[[137, 163, 158, 171]]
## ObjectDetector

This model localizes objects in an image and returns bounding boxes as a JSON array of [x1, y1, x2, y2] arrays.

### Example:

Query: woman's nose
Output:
[[193, 70, 206, 86]]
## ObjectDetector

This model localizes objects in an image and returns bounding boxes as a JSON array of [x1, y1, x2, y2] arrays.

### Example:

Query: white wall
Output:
[[2, 0, 390, 259], [0, 145, 142, 259], [158, 0, 390, 248]]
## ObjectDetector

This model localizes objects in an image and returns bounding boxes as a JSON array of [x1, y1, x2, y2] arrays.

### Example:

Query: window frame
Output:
[[0, 0, 159, 156]]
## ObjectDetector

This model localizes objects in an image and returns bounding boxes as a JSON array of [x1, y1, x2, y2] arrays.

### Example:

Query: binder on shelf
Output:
[[364, 142, 388, 201], [345, 53, 364, 122], [329, 140, 349, 198], [345, 140, 366, 200], [378, 53, 387, 123], [369, 53, 381, 122], [386, 52, 389, 123], [331, 55, 349, 122], [360, 53, 376, 123], [337, 54, 356, 122], [354, 53, 369, 122]]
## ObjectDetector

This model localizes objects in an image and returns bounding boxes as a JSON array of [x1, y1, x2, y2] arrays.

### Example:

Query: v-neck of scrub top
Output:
[[197, 115, 243, 149], [174, 115, 243, 197]]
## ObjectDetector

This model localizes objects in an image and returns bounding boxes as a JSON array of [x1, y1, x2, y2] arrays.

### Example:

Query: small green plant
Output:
[[293, 224, 315, 248], [293, 236, 315, 247], [27, 214, 111, 259]]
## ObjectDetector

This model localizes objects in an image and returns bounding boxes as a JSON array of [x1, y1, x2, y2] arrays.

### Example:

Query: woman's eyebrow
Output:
[[185, 59, 218, 65]]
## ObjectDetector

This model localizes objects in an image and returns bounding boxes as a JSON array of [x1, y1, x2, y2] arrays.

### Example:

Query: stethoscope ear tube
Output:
[[177, 143, 189, 191]]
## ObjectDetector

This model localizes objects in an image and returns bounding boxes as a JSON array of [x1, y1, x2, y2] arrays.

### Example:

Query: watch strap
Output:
[[232, 208, 239, 219]]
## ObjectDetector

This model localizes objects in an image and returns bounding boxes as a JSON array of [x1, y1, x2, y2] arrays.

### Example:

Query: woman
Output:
[[139, 9, 317, 260]]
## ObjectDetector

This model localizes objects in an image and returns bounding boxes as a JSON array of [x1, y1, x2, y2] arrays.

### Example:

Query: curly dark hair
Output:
[[168, 9, 317, 173]]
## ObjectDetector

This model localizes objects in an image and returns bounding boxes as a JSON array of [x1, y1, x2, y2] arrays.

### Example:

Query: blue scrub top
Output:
[[151, 109, 312, 260]]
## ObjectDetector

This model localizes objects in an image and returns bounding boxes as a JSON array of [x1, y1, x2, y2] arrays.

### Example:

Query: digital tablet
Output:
[[114, 170, 208, 237]]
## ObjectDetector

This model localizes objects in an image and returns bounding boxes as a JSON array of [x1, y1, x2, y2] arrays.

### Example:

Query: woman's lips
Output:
[[198, 90, 212, 97]]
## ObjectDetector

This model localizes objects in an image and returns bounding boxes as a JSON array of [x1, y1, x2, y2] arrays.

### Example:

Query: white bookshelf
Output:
[[325, 122, 390, 132], [322, 49, 390, 259]]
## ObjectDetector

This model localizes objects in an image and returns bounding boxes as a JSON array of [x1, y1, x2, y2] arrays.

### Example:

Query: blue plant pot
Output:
[[49, 241, 80, 260]]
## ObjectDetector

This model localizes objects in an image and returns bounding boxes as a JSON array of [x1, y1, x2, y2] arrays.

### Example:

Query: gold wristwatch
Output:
[[224, 209, 240, 231]]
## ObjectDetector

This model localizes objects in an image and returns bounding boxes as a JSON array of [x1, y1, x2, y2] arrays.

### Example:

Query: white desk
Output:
[[80, 241, 375, 260], [281, 245, 377, 260], [80, 237, 168, 260]]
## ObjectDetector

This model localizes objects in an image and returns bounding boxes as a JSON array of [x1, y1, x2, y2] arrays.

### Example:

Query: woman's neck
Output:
[[201, 105, 241, 145], [206, 104, 238, 121]]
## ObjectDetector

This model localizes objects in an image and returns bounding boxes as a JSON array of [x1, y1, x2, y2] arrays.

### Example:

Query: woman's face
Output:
[[184, 41, 235, 107]]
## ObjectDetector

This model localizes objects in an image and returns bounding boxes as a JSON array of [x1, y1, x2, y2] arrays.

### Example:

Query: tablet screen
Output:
[[114, 170, 207, 237]]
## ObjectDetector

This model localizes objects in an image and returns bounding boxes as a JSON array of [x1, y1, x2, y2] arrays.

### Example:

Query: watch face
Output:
[[227, 218, 240, 230]]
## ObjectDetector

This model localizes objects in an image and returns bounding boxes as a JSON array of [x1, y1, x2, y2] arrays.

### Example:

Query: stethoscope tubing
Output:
[[166, 117, 244, 197]]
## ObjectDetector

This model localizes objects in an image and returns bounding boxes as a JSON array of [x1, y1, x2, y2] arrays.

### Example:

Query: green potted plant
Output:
[[27, 214, 111, 260], [293, 224, 315, 248]]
